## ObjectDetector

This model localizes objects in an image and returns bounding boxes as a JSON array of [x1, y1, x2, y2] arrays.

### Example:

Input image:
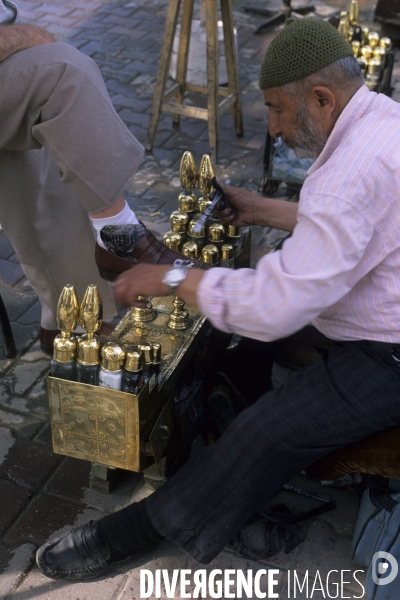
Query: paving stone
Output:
[[17, 301, 41, 326], [0, 480, 31, 536], [0, 259, 25, 289], [0, 543, 36, 597], [0, 438, 60, 490], [0, 234, 15, 261], [0, 322, 40, 361], [10, 565, 128, 600], [5, 495, 87, 545], [1, 359, 50, 396], [45, 457, 92, 503], [0, 285, 38, 323]]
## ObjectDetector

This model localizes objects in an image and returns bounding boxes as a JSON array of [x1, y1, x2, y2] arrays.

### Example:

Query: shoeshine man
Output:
[[22, 18, 400, 579]]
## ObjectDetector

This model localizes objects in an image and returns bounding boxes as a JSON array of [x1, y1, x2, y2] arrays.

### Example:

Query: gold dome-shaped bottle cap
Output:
[[182, 241, 199, 259], [170, 210, 189, 232], [373, 46, 385, 60], [179, 151, 197, 193], [360, 45, 372, 60], [53, 334, 78, 363], [178, 192, 197, 213], [202, 244, 220, 265], [125, 348, 143, 372], [197, 197, 213, 214], [208, 223, 225, 243], [379, 37, 392, 50], [227, 225, 241, 238], [163, 231, 181, 251], [77, 335, 101, 366], [367, 58, 382, 76], [132, 296, 154, 322], [151, 342, 162, 365], [198, 155, 214, 196], [188, 218, 206, 238], [361, 26, 369, 46], [351, 40, 360, 57], [221, 244, 234, 261], [56, 285, 79, 335], [101, 342, 125, 372], [138, 342, 153, 365], [368, 32, 380, 48], [79, 284, 103, 339]]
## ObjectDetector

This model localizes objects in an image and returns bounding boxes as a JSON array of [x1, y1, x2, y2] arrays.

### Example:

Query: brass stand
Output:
[[145, 0, 243, 162]]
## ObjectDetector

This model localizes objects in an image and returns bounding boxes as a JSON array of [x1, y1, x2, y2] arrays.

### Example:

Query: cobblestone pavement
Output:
[[0, 0, 399, 597]]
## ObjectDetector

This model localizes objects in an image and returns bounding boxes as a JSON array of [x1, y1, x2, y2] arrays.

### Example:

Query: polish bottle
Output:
[[99, 342, 126, 390], [138, 342, 154, 386], [51, 284, 79, 380], [220, 244, 235, 269], [76, 284, 102, 386], [226, 225, 241, 251], [151, 342, 162, 375], [122, 347, 144, 394]]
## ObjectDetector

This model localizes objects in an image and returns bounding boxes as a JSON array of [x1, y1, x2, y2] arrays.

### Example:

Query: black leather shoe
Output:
[[36, 521, 135, 581]]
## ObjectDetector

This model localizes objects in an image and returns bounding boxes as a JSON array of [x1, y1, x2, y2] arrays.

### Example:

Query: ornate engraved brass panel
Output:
[[47, 377, 140, 471]]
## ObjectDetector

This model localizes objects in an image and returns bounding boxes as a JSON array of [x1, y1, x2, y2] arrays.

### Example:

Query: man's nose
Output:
[[268, 115, 282, 139]]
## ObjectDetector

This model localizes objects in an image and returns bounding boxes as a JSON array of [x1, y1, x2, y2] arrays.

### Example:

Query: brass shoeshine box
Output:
[[47, 296, 207, 472], [47, 227, 251, 473]]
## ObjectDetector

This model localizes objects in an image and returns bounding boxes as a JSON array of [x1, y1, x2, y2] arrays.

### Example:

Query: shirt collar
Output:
[[307, 85, 373, 177]]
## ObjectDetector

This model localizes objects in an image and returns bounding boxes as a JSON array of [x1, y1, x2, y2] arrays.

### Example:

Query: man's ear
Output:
[[308, 86, 336, 120]]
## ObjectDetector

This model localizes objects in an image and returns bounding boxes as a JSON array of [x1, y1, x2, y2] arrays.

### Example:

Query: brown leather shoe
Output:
[[95, 230, 210, 282], [40, 322, 117, 356]]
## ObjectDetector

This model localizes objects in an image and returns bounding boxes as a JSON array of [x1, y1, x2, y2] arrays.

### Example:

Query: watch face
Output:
[[164, 268, 187, 287]]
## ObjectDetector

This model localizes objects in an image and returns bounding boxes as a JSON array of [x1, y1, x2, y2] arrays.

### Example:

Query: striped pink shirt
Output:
[[197, 85, 400, 343]]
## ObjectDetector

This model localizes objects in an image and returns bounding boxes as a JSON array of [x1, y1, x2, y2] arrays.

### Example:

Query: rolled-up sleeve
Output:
[[196, 194, 376, 341]]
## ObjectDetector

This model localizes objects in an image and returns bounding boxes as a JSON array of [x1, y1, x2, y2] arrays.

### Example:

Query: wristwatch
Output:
[[162, 265, 190, 296]]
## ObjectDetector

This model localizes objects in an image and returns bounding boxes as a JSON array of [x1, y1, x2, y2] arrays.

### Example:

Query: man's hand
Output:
[[0, 24, 54, 62], [113, 264, 206, 307], [214, 183, 298, 233]]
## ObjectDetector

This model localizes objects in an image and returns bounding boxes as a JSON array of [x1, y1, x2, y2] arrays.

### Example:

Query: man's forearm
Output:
[[254, 197, 298, 232], [0, 24, 54, 62]]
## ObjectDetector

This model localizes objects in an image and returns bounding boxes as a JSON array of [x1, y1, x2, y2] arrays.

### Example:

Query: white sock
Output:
[[90, 201, 139, 249]]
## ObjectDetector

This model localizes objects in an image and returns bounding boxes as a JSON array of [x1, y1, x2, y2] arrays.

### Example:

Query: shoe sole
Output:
[[98, 267, 118, 282]]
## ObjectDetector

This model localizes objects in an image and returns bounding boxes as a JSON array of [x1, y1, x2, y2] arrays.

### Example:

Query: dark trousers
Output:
[[147, 337, 400, 563]]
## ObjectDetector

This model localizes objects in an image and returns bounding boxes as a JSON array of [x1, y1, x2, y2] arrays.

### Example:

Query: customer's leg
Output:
[[0, 42, 144, 213], [0, 148, 116, 329]]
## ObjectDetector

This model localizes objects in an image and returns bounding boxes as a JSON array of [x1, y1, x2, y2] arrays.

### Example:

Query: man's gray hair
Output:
[[282, 56, 364, 95]]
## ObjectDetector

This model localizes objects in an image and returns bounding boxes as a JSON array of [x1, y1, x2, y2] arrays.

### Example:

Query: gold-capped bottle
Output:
[[221, 244, 234, 268], [351, 40, 360, 58], [366, 58, 382, 87], [182, 241, 199, 259], [368, 32, 380, 48], [170, 210, 189, 232], [77, 284, 103, 385], [348, 0, 359, 27], [99, 342, 126, 390], [179, 151, 197, 217], [208, 223, 226, 249], [163, 231, 182, 252], [338, 11, 349, 40], [51, 284, 79, 381], [379, 37, 392, 51], [151, 342, 162, 375], [138, 342, 153, 386], [122, 347, 144, 394], [226, 224, 241, 250], [202, 244, 220, 266], [360, 45, 373, 62], [187, 217, 206, 250]]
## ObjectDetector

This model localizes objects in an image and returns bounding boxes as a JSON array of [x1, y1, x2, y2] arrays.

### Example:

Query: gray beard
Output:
[[282, 106, 328, 159]]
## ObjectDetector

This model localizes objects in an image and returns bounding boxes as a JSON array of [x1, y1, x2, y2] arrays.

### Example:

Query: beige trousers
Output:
[[0, 42, 144, 328]]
